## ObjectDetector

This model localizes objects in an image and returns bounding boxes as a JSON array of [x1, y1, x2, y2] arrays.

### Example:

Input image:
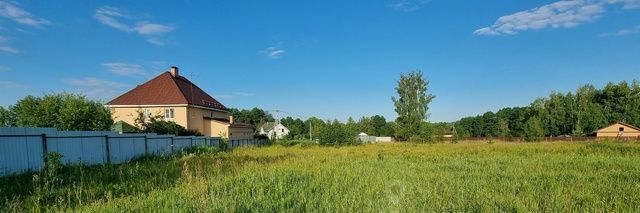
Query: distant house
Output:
[[358, 132, 392, 143], [259, 122, 289, 140], [107, 66, 254, 140], [593, 122, 640, 138], [443, 130, 454, 138]]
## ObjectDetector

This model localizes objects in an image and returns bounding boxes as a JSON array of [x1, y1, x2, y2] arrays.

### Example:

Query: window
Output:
[[282, 129, 285, 133], [619, 127, 625, 132], [143, 109, 152, 119], [165, 108, 175, 119]]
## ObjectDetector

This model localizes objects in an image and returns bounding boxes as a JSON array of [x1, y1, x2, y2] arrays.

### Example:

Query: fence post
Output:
[[170, 137, 175, 153], [41, 133, 48, 156], [105, 135, 111, 164], [144, 135, 148, 155], [41, 133, 48, 168]]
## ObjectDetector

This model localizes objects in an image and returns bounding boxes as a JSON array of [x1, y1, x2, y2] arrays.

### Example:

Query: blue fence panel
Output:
[[1, 127, 231, 176], [48, 131, 86, 165], [79, 131, 107, 165], [173, 137, 191, 151], [147, 136, 172, 155], [194, 137, 207, 147], [109, 134, 146, 164], [0, 128, 34, 175]]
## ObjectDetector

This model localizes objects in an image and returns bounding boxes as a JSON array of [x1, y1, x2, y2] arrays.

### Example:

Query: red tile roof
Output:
[[108, 71, 228, 111]]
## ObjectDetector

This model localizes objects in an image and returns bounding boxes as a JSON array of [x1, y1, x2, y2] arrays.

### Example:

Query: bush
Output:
[[318, 120, 356, 146], [7, 93, 113, 130], [135, 112, 202, 136]]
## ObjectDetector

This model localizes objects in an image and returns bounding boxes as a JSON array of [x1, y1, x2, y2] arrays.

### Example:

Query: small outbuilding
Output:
[[594, 122, 640, 138]]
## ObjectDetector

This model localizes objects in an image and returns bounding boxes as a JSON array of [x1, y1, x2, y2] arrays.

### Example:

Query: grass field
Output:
[[2, 141, 640, 212]]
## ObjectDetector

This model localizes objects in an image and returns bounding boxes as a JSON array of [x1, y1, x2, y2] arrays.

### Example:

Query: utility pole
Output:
[[309, 120, 312, 141]]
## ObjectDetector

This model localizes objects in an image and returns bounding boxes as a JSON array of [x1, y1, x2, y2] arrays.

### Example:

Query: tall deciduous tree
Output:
[[392, 70, 435, 140]]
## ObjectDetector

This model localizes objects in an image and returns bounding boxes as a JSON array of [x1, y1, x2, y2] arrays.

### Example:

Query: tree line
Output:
[[454, 81, 640, 140]]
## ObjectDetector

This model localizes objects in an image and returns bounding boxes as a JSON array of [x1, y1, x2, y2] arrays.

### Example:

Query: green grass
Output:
[[2, 141, 640, 212]]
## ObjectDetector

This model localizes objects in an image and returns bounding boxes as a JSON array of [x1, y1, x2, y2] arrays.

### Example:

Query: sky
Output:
[[0, 0, 639, 122]]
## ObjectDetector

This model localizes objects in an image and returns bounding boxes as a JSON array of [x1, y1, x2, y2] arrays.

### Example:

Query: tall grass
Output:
[[2, 141, 640, 212]]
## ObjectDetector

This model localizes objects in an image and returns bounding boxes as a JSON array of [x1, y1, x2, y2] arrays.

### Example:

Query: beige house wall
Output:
[[110, 106, 189, 128], [208, 120, 230, 138], [110, 105, 254, 139], [596, 123, 640, 137], [187, 107, 229, 135]]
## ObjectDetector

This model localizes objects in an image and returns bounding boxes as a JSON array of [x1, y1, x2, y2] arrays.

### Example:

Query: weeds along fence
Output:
[[0, 127, 267, 176]]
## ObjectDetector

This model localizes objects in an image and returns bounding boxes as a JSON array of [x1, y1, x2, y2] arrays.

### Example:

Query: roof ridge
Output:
[[616, 121, 640, 131], [168, 73, 192, 104], [108, 72, 175, 105]]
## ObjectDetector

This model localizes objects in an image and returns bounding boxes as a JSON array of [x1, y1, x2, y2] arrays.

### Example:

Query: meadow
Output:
[[2, 141, 640, 212]]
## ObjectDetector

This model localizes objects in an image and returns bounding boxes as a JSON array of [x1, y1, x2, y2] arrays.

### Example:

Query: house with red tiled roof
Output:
[[107, 66, 254, 139]]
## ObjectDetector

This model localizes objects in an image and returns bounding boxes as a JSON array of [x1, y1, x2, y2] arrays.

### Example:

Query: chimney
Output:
[[229, 116, 235, 124], [170, 66, 179, 77]]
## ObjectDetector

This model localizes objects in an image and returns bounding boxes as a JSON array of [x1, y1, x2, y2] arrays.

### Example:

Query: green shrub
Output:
[[135, 112, 203, 136], [318, 120, 355, 146]]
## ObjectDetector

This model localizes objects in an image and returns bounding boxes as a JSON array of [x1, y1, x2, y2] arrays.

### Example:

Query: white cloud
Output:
[[94, 6, 131, 32], [261, 47, 285, 59], [390, 0, 431, 12], [0, 81, 26, 88], [102, 62, 147, 77], [474, 0, 640, 36], [62, 77, 128, 100], [0, 1, 50, 27], [213, 92, 256, 99], [606, 0, 640, 9], [232, 92, 255, 97], [212, 94, 234, 99], [599, 25, 640, 36], [0, 35, 18, 54], [134, 22, 174, 35], [94, 6, 174, 45], [146, 37, 165, 46]]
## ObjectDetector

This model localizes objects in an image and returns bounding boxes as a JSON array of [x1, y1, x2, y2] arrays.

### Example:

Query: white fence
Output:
[[0, 127, 267, 176]]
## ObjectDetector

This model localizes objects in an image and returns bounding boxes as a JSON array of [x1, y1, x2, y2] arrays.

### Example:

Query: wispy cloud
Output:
[[212, 94, 234, 99], [474, 0, 640, 36], [232, 92, 255, 97], [213, 92, 256, 99], [0, 65, 10, 72], [102, 62, 147, 77], [390, 0, 431, 12], [599, 24, 640, 37], [0, 81, 26, 89], [134, 22, 174, 35], [0, 1, 50, 27], [62, 77, 128, 100], [260, 47, 285, 59], [94, 6, 174, 45], [0, 35, 18, 54]]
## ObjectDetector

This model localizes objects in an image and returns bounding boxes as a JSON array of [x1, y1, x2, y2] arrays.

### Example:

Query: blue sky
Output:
[[0, 0, 639, 122]]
